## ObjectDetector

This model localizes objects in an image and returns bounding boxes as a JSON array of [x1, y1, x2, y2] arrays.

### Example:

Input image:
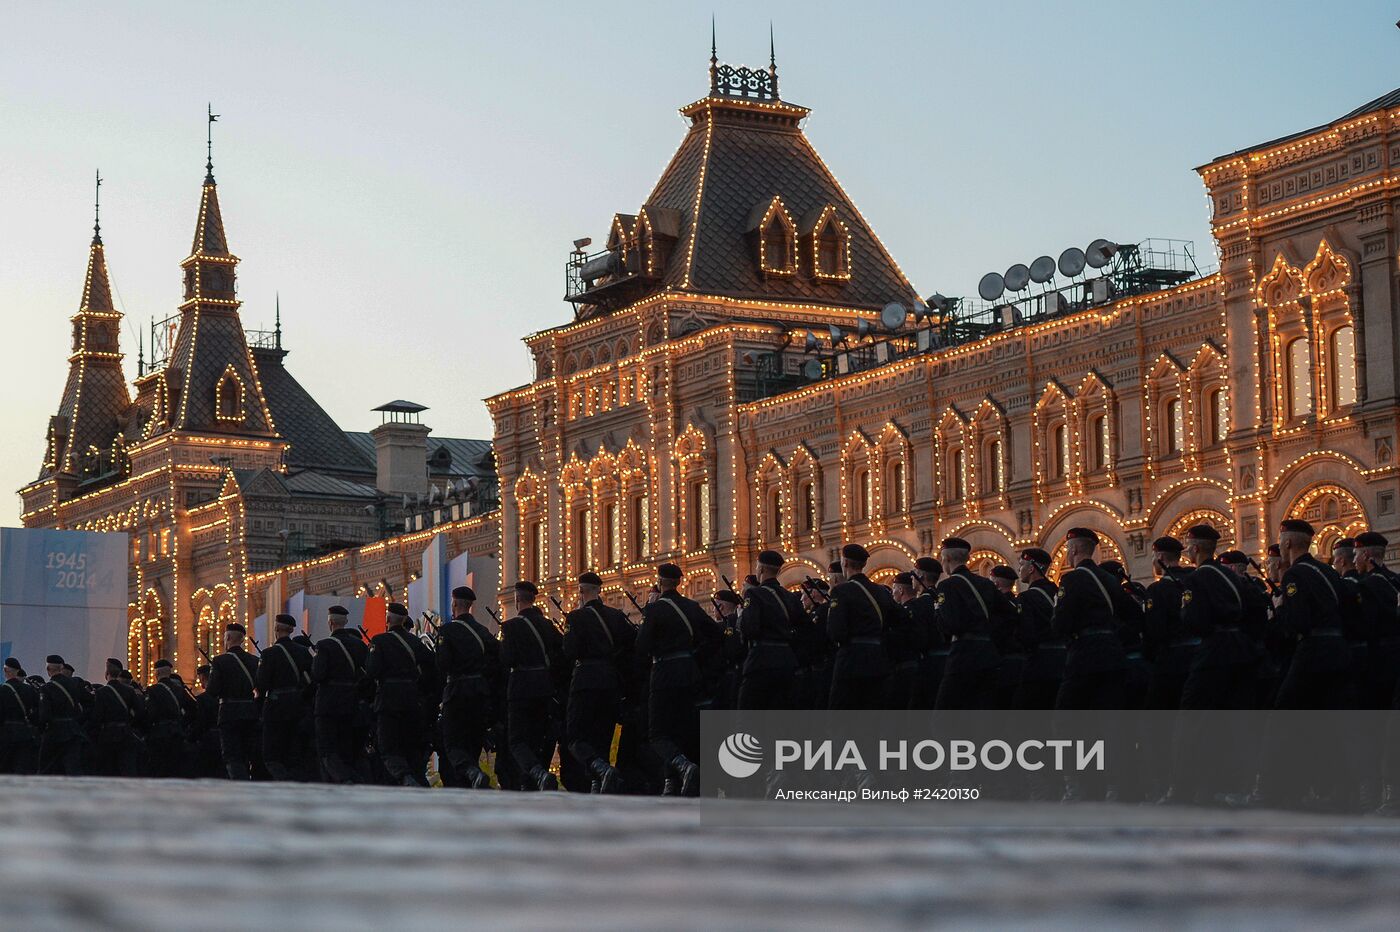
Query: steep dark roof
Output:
[[1208, 86, 1400, 164], [233, 467, 378, 501], [253, 346, 375, 476], [343, 433, 494, 480]]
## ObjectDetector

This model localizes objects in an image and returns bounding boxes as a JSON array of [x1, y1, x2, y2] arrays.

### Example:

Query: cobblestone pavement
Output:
[[1, 777, 1398, 930]]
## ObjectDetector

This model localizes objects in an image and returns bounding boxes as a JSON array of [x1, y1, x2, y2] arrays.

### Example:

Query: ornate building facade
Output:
[[22, 55, 1400, 677]]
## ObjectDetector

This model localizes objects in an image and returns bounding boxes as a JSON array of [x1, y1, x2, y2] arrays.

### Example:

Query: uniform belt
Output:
[[849, 637, 883, 646], [446, 673, 484, 683], [510, 665, 546, 673], [951, 634, 991, 642], [1126, 651, 1144, 660], [1213, 626, 1242, 633], [894, 661, 918, 671], [573, 659, 612, 667], [752, 640, 792, 648], [1308, 628, 1343, 637], [930, 648, 951, 656], [1001, 652, 1027, 660], [218, 697, 254, 705], [1039, 641, 1068, 650], [656, 651, 694, 662], [1170, 638, 1203, 648], [1076, 627, 1115, 637]]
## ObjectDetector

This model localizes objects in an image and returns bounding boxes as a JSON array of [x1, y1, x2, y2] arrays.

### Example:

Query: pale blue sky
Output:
[[2, 1, 1395, 520]]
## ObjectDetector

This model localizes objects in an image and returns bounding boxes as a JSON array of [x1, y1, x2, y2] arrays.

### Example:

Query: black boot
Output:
[[662, 777, 677, 796], [588, 758, 621, 794], [529, 765, 558, 791], [669, 754, 699, 797], [461, 765, 490, 789]]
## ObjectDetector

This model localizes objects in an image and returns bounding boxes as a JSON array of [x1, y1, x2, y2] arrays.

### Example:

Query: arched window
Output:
[[1287, 337, 1311, 419], [983, 438, 1004, 493], [886, 460, 905, 515], [854, 468, 871, 521], [1208, 389, 1227, 444], [573, 506, 591, 572], [629, 493, 649, 562], [688, 479, 711, 549], [1331, 325, 1357, 408], [798, 480, 816, 533], [215, 369, 243, 422], [1051, 423, 1068, 478], [1090, 415, 1109, 470], [606, 501, 621, 567], [1165, 398, 1183, 453], [950, 449, 966, 501], [767, 487, 782, 540]]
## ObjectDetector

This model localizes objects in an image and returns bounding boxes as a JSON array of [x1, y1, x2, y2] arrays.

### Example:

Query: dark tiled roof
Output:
[[163, 308, 277, 436], [254, 346, 375, 476], [281, 470, 379, 499], [344, 432, 494, 480], [1209, 87, 1400, 164]]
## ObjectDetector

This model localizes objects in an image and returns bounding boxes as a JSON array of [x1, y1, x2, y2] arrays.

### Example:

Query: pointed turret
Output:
[[41, 171, 132, 478]]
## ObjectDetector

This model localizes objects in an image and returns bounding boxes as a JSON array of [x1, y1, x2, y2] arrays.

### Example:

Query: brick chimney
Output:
[[370, 401, 430, 495]]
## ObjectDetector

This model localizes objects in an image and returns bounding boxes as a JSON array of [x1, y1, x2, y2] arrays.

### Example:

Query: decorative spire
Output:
[[709, 16, 718, 88], [205, 103, 220, 184], [769, 23, 779, 95], [275, 291, 282, 349], [138, 327, 144, 377], [92, 169, 102, 245]]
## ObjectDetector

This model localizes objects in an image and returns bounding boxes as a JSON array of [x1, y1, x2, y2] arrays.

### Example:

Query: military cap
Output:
[[328, 604, 350, 617], [1218, 550, 1248, 565], [153, 658, 173, 670], [1267, 543, 1281, 556], [1152, 536, 1184, 553], [1100, 560, 1126, 578], [1066, 527, 1099, 544], [743, 574, 759, 588], [757, 549, 785, 569], [3, 657, 21, 671], [387, 602, 410, 618], [118, 669, 134, 681], [1356, 531, 1389, 548], [274, 613, 297, 627], [892, 571, 914, 587], [940, 537, 971, 551], [46, 654, 65, 666], [512, 580, 538, 596], [576, 573, 602, 587], [657, 563, 683, 581], [715, 590, 741, 605], [1020, 548, 1052, 567], [106, 657, 123, 669], [225, 622, 246, 634], [1280, 519, 1315, 536], [828, 561, 843, 573], [914, 556, 941, 574], [1185, 524, 1221, 542], [1332, 537, 1356, 551], [991, 565, 1018, 582], [841, 543, 870, 564]]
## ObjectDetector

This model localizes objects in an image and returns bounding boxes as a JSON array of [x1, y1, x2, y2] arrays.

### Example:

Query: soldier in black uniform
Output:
[[885, 572, 924, 708], [934, 538, 1009, 710], [500, 582, 564, 791], [435, 586, 500, 789], [908, 557, 946, 710], [145, 659, 196, 778], [366, 603, 436, 787], [1052, 528, 1138, 711], [738, 550, 802, 710], [38, 654, 89, 775], [563, 573, 635, 793], [92, 658, 145, 777], [1178, 525, 1265, 710], [1272, 519, 1358, 710], [1013, 548, 1062, 710], [1141, 537, 1194, 710], [712, 590, 744, 710], [1354, 533, 1400, 711], [636, 563, 717, 795], [255, 614, 314, 781], [312, 605, 369, 784], [0, 658, 40, 774], [826, 544, 896, 710], [206, 623, 261, 780], [989, 565, 1026, 710], [793, 579, 833, 710], [827, 560, 846, 589], [1332, 537, 1358, 578]]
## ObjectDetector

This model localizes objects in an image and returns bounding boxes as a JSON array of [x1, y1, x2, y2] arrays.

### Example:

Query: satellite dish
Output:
[[978, 272, 1005, 302], [828, 324, 844, 345], [801, 358, 823, 380], [1029, 255, 1056, 284], [1058, 247, 1086, 277], [880, 302, 908, 331], [926, 292, 948, 313], [1085, 239, 1118, 269], [856, 319, 872, 340], [803, 331, 819, 353], [1004, 264, 1031, 291]]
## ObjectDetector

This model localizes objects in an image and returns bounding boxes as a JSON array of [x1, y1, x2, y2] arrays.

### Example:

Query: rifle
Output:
[[548, 593, 567, 615], [484, 605, 501, 624], [1246, 555, 1280, 595], [248, 637, 264, 656], [620, 589, 647, 627], [722, 574, 742, 597], [195, 644, 213, 664], [802, 576, 831, 603]]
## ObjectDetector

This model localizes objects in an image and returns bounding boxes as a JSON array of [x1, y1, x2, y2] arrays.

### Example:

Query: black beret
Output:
[[1332, 537, 1355, 550], [1267, 543, 1281, 556], [1020, 548, 1052, 567], [153, 658, 172, 670], [1100, 560, 1126, 577], [715, 590, 740, 605], [1218, 550, 1248, 565], [106, 658, 123, 669], [576, 573, 602, 587], [940, 537, 971, 551], [1280, 519, 1315, 536], [1067, 527, 1099, 544], [452, 586, 478, 600], [757, 549, 785, 569], [225, 622, 246, 634], [3, 658, 21, 671], [657, 563, 683, 581], [46, 655, 65, 665], [828, 561, 843, 573], [892, 572, 914, 587], [328, 605, 350, 617], [196, 664, 211, 677], [841, 544, 869, 564], [743, 574, 759, 587], [387, 602, 410, 618], [914, 556, 941, 574], [991, 565, 1017, 581], [275, 613, 297, 627], [1356, 531, 1389, 548], [1185, 525, 1221, 542], [119, 670, 134, 681], [1152, 536, 1184, 553]]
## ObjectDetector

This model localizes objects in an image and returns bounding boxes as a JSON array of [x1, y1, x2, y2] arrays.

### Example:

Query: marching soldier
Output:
[[1354, 532, 1400, 710], [636, 563, 716, 795], [1052, 528, 1138, 711], [886, 572, 924, 708], [39, 654, 89, 775], [826, 544, 896, 710], [1178, 525, 1264, 710], [366, 603, 436, 787], [312, 605, 369, 784], [909, 557, 946, 710], [0, 658, 40, 775], [1013, 548, 1062, 710], [933, 538, 1008, 710], [92, 658, 145, 777], [1141, 537, 1194, 710], [794, 578, 833, 710], [737, 550, 802, 710], [1332, 537, 1358, 578], [1272, 519, 1358, 710], [436, 586, 500, 789], [255, 614, 314, 781], [206, 623, 261, 780], [500, 582, 563, 791], [712, 590, 744, 710], [146, 659, 196, 778], [563, 573, 635, 793], [989, 565, 1026, 710]]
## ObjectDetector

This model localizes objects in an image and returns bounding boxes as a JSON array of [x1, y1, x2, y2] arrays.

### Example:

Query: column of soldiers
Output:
[[2, 516, 1398, 812]]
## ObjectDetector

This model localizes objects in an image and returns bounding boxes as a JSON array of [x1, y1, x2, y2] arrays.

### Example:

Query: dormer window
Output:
[[750, 196, 796, 278], [806, 205, 851, 281], [215, 366, 245, 423]]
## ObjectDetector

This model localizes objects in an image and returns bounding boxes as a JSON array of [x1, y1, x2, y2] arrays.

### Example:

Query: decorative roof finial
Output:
[[709, 15, 719, 92], [137, 327, 144, 377], [205, 103, 220, 184], [769, 22, 779, 94], [92, 169, 103, 245], [275, 291, 282, 349]]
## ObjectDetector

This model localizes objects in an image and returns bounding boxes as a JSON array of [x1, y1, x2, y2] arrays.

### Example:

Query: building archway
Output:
[[1286, 484, 1366, 555]]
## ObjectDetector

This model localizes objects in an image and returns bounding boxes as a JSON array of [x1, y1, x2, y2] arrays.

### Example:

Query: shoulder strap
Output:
[[586, 606, 615, 649], [226, 652, 257, 693], [2, 681, 30, 725], [950, 573, 990, 621], [103, 682, 133, 719], [852, 580, 885, 627], [388, 629, 422, 669], [453, 618, 487, 654], [1200, 563, 1244, 613], [274, 643, 307, 684], [328, 636, 358, 676], [660, 597, 695, 640], [521, 616, 551, 667], [1028, 586, 1056, 610], [757, 585, 792, 624], [1075, 566, 1117, 615], [1296, 560, 1342, 606]]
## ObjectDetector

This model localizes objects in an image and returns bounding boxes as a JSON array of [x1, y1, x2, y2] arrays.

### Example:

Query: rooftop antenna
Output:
[[92, 169, 102, 245], [205, 103, 220, 183], [275, 292, 282, 349]]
